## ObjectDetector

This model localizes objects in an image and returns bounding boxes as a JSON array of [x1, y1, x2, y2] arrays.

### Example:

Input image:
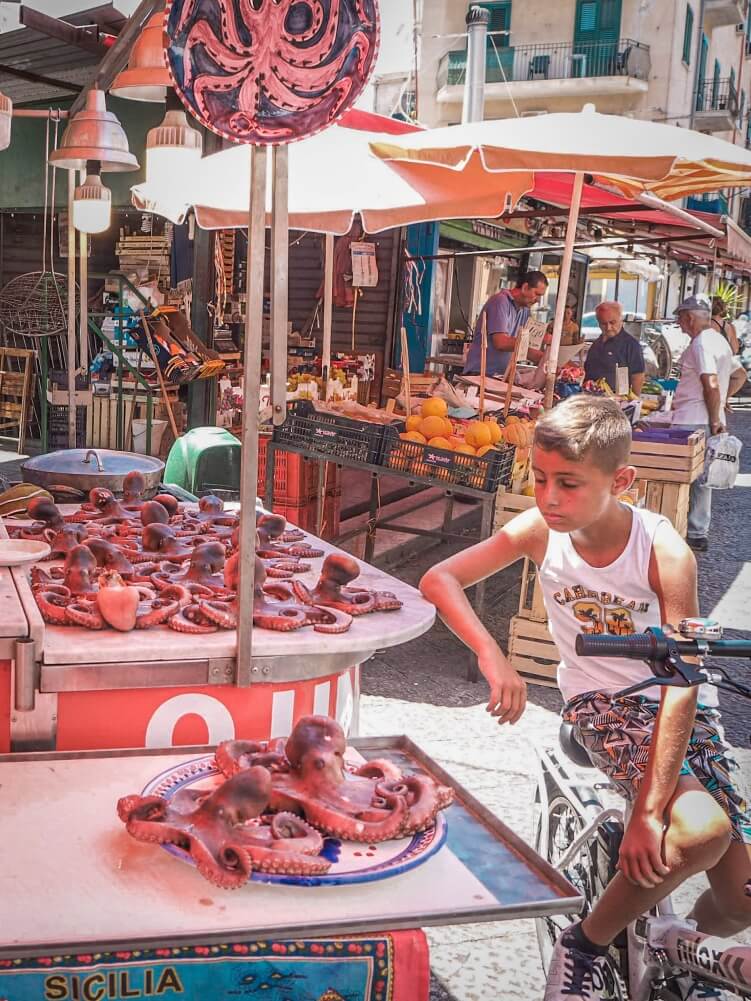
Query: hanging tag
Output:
[[516, 326, 531, 364], [615, 365, 630, 397], [350, 242, 378, 287], [526, 318, 547, 351]]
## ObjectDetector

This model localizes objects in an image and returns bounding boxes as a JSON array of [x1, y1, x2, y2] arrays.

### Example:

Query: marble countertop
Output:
[[3, 506, 436, 668]]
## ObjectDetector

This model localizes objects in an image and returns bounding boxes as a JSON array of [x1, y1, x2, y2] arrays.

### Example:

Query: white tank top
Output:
[[539, 507, 718, 707]]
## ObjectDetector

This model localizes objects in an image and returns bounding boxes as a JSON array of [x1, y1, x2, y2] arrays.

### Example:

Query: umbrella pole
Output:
[[322, 233, 334, 400], [236, 145, 269, 686], [544, 171, 584, 410], [479, 310, 487, 419], [271, 145, 289, 427], [67, 170, 77, 449]]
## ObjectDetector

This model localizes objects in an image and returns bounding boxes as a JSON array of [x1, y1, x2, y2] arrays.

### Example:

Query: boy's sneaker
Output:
[[682, 982, 727, 999], [543, 925, 608, 1000]]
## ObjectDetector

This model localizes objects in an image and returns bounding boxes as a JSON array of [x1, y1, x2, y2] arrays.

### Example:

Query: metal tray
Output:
[[0, 737, 583, 959]]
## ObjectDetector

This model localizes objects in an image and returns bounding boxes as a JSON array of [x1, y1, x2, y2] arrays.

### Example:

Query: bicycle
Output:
[[534, 618, 751, 1000]]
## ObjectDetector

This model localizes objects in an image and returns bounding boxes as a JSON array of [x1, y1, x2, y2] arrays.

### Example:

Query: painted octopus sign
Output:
[[164, 0, 380, 145]]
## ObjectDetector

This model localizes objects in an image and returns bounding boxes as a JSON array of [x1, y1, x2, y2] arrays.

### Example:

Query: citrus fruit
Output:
[[421, 397, 448, 419], [420, 415, 448, 440], [405, 415, 422, 433], [476, 444, 496, 457], [455, 443, 476, 455], [465, 422, 493, 449], [427, 436, 452, 450], [442, 417, 454, 436], [448, 435, 465, 449], [505, 415, 520, 425], [484, 419, 503, 444], [401, 430, 427, 444]]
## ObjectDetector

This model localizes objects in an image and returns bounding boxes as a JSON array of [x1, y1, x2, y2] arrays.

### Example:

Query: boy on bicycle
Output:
[[420, 395, 750, 1001]]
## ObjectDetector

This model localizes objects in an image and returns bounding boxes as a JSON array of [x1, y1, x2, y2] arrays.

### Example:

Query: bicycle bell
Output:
[[677, 618, 724, 640]]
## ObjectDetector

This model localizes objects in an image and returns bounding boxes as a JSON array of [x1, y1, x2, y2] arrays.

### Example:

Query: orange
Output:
[[401, 430, 427, 444], [476, 444, 496, 457], [421, 397, 448, 419], [448, 435, 465, 449], [484, 419, 503, 445], [442, 417, 454, 436], [465, 422, 493, 449], [405, 415, 422, 433], [505, 415, 520, 425], [455, 443, 476, 455], [427, 436, 452, 450], [420, 415, 448, 440]]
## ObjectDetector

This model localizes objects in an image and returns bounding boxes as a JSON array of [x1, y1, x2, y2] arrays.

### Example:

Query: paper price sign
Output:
[[351, 242, 379, 287], [526, 318, 547, 351], [516, 326, 531, 363]]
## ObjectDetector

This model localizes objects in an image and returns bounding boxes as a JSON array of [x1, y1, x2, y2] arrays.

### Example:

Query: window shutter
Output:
[[579, 1, 598, 31], [682, 4, 694, 65], [477, 2, 511, 47]]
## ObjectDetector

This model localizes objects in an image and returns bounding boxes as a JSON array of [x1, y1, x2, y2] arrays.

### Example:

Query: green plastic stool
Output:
[[164, 427, 241, 498]]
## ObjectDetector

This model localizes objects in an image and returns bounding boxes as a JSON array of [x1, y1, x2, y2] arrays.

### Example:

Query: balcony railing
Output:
[[695, 77, 738, 118], [437, 38, 650, 92]]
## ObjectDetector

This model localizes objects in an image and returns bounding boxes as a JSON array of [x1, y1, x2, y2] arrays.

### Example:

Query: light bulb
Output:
[[73, 169, 112, 233]]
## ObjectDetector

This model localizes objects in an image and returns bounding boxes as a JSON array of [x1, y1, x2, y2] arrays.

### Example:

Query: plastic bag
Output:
[[701, 433, 743, 489]]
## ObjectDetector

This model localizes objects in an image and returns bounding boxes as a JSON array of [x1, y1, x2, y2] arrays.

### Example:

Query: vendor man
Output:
[[670, 295, 747, 552], [583, 300, 645, 394], [463, 270, 549, 379]]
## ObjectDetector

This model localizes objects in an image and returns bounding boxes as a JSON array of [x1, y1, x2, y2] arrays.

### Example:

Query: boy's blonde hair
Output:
[[533, 395, 632, 473]]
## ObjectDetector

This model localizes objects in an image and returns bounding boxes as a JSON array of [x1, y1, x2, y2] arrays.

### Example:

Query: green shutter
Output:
[[477, 2, 511, 47], [683, 4, 694, 65], [579, 2, 598, 31]]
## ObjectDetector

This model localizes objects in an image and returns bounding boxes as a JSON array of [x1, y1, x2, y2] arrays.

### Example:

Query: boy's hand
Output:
[[479, 646, 527, 725], [618, 811, 670, 888]]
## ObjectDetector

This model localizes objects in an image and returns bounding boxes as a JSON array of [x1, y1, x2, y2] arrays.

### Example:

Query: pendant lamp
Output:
[[110, 13, 171, 102], [0, 89, 11, 151], [49, 88, 138, 171], [73, 161, 112, 233], [145, 91, 202, 187]]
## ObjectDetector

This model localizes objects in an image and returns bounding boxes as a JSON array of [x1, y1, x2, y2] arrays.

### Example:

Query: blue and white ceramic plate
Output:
[[141, 754, 447, 887]]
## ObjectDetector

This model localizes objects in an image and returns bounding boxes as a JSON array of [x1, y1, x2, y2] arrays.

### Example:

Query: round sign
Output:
[[164, 0, 381, 145]]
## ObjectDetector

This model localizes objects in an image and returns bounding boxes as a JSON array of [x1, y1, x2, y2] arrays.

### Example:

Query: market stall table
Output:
[[0, 739, 582, 996], [0, 507, 435, 752]]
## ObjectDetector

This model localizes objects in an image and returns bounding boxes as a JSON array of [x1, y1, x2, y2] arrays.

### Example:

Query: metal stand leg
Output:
[[363, 473, 379, 563], [467, 496, 495, 683], [441, 494, 455, 541]]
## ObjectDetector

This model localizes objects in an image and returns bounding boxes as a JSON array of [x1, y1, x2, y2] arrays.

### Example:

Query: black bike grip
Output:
[[575, 632, 662, 660]]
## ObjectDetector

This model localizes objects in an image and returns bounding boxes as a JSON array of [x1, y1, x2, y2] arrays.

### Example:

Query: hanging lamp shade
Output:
[[146, 97, 202, 180], [0, 89, 11, 151], [110, 13, 171, 102], [49, 89, 139, 171], [73, 162, 112, 233]]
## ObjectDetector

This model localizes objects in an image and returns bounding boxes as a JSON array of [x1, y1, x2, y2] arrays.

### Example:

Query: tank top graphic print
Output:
[[538, 507, 718, 706]]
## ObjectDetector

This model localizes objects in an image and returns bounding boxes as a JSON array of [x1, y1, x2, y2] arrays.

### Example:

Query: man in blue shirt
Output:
[[583, 301, 646, 394], [464, 270, 549, 378]]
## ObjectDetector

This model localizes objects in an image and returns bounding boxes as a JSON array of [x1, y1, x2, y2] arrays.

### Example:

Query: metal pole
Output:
[[270, 145, 289, 427], [462, 5, 489, 124], [544, 171, 584, 409], [236, 145, 268, 685], [322, 233, 334, 399], [67, 170, 77, 448], [78, 169, 88, 378]]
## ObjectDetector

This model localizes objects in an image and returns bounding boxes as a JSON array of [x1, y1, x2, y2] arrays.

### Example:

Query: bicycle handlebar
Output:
[[575, 633, 751, 660]]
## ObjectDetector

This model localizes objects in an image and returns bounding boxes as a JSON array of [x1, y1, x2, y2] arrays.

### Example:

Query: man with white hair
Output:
[[672, 295, 747, 552], [584, 301, 645, 394]]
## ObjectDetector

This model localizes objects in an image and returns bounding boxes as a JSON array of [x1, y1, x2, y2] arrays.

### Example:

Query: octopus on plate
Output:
[[66, 488, 139, 525], [117, 766, 329, 889], [152, 541, 228, 593], [84, 537, 134, 575], [292, 554, 403, 616], [44, 523, 87, 558], [256, 513, 324, 559], [11, 497, 66, 541], [139, 524, 194, 563], [216, 716, 454, 843]]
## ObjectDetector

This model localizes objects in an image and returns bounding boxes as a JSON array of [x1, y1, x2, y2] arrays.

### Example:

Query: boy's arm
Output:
[[618, 523, 700, 889], [420, 509, 547, 726]]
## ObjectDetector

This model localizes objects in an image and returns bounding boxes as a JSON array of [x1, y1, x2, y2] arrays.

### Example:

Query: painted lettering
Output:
[[82, 974, 106, 1001], [45, 976, 68, 1000], [43, 966, 184, 1000]]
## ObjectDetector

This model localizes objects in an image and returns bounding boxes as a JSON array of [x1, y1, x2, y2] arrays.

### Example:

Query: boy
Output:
[[420, 396, 750, 1001]]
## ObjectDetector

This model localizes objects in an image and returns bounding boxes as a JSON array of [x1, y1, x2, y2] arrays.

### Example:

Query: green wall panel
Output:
[[0, 97, 164, 210]]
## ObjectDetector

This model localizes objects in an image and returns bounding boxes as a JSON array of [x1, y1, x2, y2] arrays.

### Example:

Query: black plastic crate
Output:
[[48, 404, 87, 449], [273, 401, 388, 466], [380, 428, 516, 493]]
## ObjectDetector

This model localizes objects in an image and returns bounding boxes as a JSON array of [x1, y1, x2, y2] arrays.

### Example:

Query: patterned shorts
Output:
[[563, 691, 751, 845]]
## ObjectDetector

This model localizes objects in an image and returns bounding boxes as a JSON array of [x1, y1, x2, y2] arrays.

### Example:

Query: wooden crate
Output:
[[639, 478, 690, 538], [508, 615, 559, 688], [493, 486, 536, 532], [630, 429, 705, 484], [518, 557, 547, 621]]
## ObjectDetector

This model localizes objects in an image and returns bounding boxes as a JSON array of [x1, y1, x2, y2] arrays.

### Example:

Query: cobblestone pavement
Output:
[[361, 404, 751, 1001]]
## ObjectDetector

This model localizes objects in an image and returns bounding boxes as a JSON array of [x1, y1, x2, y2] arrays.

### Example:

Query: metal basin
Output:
[[21, 449, 164, 498]]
